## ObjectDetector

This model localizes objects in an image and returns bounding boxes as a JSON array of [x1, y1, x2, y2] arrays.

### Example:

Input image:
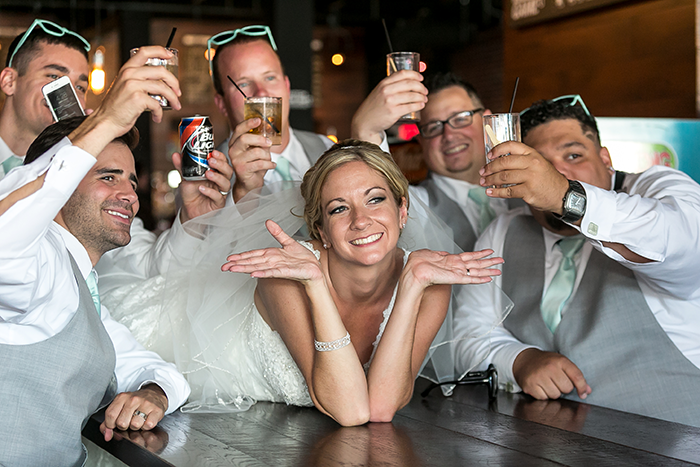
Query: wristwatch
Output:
[[554, 180, 586, 223]]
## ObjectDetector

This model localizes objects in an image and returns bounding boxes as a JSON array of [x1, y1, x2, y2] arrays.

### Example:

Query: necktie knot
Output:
[[275, 156, 293, 182], [86, 270, 101, 316], [557, 236, 585, 260], [1, 155, 23, 176]]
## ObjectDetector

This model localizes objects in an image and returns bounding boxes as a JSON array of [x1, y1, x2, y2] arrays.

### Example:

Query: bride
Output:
[[104, 140, 505, 426]]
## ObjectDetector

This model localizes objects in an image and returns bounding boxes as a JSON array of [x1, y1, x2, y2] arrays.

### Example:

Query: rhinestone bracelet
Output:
[[314, 332, 351, 352]]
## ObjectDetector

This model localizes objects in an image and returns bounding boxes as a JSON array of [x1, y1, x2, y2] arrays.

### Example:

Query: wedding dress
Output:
[[103, 183, 512, 413]]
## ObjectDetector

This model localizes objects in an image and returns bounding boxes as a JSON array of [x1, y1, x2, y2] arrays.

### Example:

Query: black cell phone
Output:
[[42, 76, 85, 122]]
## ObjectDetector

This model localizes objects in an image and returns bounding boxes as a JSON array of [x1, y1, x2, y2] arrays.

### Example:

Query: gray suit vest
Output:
[[420, 177, 523, 252], [501, 215, 700, 427], [0, 254, 117, 466], [216, 129, 328, 167]]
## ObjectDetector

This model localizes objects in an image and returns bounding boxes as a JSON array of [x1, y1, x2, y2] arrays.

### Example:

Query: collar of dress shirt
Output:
[[55, 222, 92, 280], [0, 135, 19, 166], [430, 172, 481, 208]]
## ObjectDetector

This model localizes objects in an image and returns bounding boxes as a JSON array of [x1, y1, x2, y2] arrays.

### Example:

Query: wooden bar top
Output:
[[83, 378, 700, 466]]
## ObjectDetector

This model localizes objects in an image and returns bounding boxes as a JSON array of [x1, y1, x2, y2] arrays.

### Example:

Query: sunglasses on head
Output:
[[519, 94, 591, 118], [8, 19, 90, 68], [207, 25, 278, 81]]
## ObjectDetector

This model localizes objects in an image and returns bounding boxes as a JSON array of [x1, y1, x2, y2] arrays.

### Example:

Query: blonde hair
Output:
[[300, 139, 410, 241]]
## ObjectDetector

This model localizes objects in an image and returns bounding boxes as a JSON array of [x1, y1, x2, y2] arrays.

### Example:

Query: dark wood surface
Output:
[[83, 378, 700, 466]]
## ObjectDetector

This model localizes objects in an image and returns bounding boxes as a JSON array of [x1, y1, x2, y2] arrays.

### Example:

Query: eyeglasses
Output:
[[519, 94, 591, 118], [418, 108, 484, 139], [8, 19, 91, 68], [421, 364, 498, 399], [207, 25, 278, 80]]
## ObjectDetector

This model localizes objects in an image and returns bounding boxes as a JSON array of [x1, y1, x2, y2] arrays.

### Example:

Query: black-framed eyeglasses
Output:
[[419, 108, 484, 139], [421, 364, 498, 399], [207, 25, 278, 80], [8, 19, 91, 68], [519, 94, 591, 118]]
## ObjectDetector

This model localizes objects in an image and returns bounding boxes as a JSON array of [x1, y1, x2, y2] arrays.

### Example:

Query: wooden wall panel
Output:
[[503, 0, 696, 117]]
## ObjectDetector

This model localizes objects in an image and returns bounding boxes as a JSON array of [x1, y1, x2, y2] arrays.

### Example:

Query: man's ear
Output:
[[0, 67, 18, 97], [214, 93, 229, 119], [483, 108, 492, 116], [599, 146, 613, 169]]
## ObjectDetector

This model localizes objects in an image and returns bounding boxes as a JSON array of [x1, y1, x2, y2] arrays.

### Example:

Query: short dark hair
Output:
[[423, 72, 484, 108], [25, 116, 139, 165], [212, 35, 283, 95], [520, 99, 600, 145], [6, 27, 89, 75]]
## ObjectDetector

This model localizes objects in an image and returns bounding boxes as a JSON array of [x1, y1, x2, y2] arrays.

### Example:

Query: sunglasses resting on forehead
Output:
[[206, 25, 278, 80], [8, 19, 91, 68], [519, 94, 591, 117]]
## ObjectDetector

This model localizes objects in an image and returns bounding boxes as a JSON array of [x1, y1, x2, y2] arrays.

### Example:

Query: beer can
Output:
[[179, 116, 214, 180]]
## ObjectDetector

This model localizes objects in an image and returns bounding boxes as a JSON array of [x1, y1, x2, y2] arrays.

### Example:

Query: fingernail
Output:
[[479, 168, 485, 175], [479, 178, 486, 185], [265, 138, 272, 145]]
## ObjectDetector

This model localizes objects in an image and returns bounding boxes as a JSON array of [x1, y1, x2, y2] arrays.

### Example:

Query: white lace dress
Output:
[[104, 237, 407, 412], [103, 184, 511, 412]]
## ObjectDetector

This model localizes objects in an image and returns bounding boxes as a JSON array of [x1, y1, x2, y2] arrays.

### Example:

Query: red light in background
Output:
[[398, 123, 419, 141], [419, 61, 427, 73]]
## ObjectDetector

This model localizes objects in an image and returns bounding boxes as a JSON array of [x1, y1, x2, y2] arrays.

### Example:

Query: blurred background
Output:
[[0, 0, 696, 230]]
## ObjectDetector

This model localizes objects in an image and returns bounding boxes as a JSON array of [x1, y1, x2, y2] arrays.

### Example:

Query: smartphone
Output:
[[42, 76, 85, 122]]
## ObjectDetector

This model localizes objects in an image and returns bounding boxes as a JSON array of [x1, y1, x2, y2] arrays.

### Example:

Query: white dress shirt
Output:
[[454, 166, 700, 392], [411, 173, 512, 237], [0, 139, 190, 413]]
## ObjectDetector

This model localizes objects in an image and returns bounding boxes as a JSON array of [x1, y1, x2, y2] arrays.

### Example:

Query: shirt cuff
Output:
[[378, 131, 390, 154], [169, 213, 207, 258], [576, 182, 617, 240], [137, 369, 191, 415], [491, 343, 539, 393]]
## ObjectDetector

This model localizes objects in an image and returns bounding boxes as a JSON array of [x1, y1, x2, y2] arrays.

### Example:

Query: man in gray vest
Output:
[[0, 46, 190, 466], [351, 71, 519, 252], [454, 96, 700, 426], [209, 25, 333, 202]]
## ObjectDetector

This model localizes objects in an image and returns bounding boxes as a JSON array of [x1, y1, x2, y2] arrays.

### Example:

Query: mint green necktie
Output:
[[1, 155, 23, 176], [275, 156, 293, 181], [540, 236, 585, 333], [86, 270, 101, 316], [468, 187, 497, 232]]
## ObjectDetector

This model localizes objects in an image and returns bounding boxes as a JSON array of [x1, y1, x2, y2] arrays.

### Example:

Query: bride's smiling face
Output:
[[318, 161, 407, 266]]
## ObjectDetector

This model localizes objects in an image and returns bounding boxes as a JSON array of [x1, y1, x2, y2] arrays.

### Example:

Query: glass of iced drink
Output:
[[483, 113, 521, 163], [244, 96, 282, 146], [386, 52, 420, 122], [129, 47, 179, 110]]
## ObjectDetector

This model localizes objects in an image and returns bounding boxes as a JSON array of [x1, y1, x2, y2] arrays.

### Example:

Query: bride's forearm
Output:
[[304, 281, 371, 426], [365, 282, 425, 421]]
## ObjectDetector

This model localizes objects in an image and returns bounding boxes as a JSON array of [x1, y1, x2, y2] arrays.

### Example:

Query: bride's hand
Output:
[[401, 249, 503, 288], [221, 220, 324, 283]]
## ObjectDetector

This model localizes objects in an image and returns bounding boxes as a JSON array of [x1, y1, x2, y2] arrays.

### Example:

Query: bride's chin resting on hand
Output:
[[222, 140, 503, 426]]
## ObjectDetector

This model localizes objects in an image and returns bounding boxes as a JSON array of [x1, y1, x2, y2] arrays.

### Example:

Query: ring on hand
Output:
[[133, 410, 148, 421], [219, 190, 230, 196], [467, 269, 471, 276]]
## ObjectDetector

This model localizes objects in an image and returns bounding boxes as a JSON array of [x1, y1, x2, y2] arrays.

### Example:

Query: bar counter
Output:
[[83, 378, 700, 466]]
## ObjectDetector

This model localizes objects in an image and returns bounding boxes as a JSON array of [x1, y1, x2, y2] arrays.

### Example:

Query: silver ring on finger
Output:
[[219, 190, 230, 196], [133, 410, 148, 421]]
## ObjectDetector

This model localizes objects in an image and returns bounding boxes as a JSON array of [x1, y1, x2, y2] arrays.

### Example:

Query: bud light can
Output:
[[179, 116, 214, 180]]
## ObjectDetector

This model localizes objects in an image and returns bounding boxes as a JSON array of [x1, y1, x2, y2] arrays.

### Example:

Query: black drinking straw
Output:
[[226, 75, 247, 98], [165, 27, 177, 48], [382, 19, 398, 73], [509, 77, 520, 113], [228, 75, 279, 133], [382, 19, 394, 53]]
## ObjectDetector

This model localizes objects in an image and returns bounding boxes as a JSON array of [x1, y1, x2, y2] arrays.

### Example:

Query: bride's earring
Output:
[[323, 243, 330, 249]]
